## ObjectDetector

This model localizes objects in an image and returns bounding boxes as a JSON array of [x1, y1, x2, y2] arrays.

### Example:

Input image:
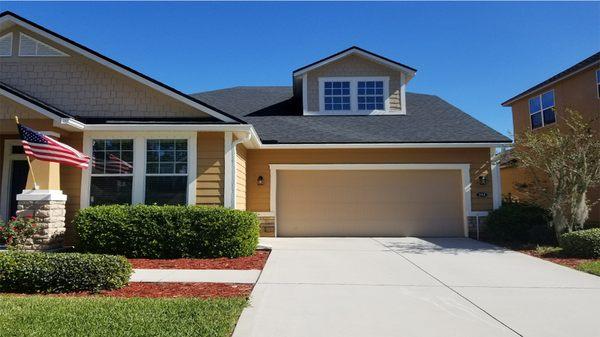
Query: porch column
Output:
[[16, 157, 67, 251]]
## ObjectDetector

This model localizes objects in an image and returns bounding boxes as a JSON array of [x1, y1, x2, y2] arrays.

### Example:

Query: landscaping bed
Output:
[[129, 250, 269, 270], [517, 246, 600, 276], [0, 295, 246, 337]]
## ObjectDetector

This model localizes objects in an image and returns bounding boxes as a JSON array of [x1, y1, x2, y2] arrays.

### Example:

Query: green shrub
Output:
[[485, 202, 553, 244], [0, 252, 131, 293], [74, 205, 259, 258], [559, 228, 600, 258]]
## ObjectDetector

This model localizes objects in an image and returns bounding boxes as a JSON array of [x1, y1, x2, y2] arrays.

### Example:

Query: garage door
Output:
[[276, 169, 464, 237]]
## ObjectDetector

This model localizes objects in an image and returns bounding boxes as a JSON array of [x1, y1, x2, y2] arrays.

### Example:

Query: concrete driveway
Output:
[[233, 237, 600, 337]]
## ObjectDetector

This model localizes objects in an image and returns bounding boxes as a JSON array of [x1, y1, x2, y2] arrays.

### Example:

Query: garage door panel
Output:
[[277, 170, 464, 237]]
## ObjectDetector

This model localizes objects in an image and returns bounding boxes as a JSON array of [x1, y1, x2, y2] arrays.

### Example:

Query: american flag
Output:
[[17, 123, 90, 169]]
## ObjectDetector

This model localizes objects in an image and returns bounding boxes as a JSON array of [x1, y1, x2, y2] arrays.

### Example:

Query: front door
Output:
[[9, 160, 29, 218]]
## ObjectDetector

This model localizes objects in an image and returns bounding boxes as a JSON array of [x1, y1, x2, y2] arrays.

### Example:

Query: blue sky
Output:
[[2, 1, 599, 137]]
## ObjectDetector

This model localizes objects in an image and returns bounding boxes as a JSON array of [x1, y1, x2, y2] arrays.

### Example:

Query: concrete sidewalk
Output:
[[130, 269, 261, 283], [233, 237, 600, 337]]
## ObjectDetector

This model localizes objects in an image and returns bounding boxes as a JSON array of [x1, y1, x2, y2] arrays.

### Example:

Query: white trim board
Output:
[[268, 163, 473, 238], [0, 13, 238, 123]]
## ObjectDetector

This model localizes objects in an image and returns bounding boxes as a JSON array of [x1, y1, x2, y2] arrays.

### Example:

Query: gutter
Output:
[[230, 132, 252, 208]]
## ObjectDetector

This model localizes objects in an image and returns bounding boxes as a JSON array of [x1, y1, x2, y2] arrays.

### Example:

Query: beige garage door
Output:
[[276, 170, 464, 237]]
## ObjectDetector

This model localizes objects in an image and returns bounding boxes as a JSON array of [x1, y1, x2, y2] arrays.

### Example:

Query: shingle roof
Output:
[[192, 87, 511, 144], [501, 52, 600, 106]]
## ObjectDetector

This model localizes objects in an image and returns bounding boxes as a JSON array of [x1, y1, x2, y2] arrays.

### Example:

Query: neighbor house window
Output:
[[90, 139, 133, 205], [145, 139, 188, 205], [528, 90, 555, 129], [357, 81, 384, 110], [323, 81, 351, 111], [596, 70, 600, 98]]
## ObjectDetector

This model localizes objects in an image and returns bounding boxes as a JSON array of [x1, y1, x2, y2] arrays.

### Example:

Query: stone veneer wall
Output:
[[257, 214, 276, 237], [16, 200, 66, 250]]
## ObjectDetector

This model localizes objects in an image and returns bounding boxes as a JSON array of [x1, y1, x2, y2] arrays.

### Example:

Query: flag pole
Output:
[[14, 116, 39, 190]]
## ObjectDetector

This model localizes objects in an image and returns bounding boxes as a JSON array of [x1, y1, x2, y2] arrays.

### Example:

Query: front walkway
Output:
[[130, 269, 260, 283], [233, 237, 600, 337]]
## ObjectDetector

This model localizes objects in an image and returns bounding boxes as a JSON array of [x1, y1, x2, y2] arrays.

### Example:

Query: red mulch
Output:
[[8, 283, 253, 299], [520, 249, 596, 269], [128, 250, 270, 270]]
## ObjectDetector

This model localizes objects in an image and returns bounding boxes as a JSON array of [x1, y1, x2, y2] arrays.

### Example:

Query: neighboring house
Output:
[[501, 52, 600, 224], [0, 12, 510, 245]]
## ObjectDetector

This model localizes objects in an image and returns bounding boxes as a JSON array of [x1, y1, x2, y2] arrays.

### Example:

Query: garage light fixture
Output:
[[257, 175, 264, 186], [478, 176, 488, 185]]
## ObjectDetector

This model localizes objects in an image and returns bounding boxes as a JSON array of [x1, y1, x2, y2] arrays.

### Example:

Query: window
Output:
[[528, 90, 556, 129], [19, 33, 67, 57], [323, 81, 351, 111], [145, 139, 188, 205], [596, 69, 600, 98], [90, 139, 133, 206], [357, 81, 384, 110], [0, 33, 12, 57], [319, 77, 389, 114]]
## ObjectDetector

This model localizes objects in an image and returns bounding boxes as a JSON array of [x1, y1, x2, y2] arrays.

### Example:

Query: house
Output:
[[0, 12, 510, 248], [501, 52, 600, 225]]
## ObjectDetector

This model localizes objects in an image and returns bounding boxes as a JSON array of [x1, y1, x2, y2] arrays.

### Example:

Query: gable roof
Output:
[[0, 11, 246, 124], [292, 46, 417, 78], [502, 51, 600, 106], [192, 86, 510, 144]]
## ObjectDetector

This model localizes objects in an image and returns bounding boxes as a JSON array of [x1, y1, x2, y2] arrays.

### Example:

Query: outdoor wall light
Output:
[[257, 175, 264, 186], [478, 176, 488, 185]]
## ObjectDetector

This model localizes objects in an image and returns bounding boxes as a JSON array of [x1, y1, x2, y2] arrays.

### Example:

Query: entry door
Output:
[[9, 160, 29, 218]]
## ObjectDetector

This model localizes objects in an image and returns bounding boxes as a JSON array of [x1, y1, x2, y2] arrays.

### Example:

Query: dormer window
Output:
[[324, 81, 351, 111], [318, 77, 389, 114], [357, 81, 384, 110]]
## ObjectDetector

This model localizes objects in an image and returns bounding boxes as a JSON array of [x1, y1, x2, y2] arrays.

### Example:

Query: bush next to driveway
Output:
[[0, 251, 131, 293], [485, 202, 553, 244], [560, 228, 600, 258], [74, 205, 259, 258]]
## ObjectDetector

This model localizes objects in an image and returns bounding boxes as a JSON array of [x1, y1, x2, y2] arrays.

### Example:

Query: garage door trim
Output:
[[269, 163, 472, 237]]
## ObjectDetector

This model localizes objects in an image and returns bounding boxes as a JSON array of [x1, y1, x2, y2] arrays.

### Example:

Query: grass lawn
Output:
[[0, 295, 247, 337], [577, 261, 600, 276]]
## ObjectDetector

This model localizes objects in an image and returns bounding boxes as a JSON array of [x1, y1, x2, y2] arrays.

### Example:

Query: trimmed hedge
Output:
[[74, 205, 259, 258], [0, 252, 131, 293], [486, 202, 553, 244], [560, 228, 600, 258]]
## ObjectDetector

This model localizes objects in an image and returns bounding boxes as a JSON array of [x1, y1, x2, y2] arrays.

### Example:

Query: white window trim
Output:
[[0, 32, 13, 57], [316, 76, 390, 115], [268, 163, 473, 237], [81, 131, 196, 208], [528, 89, 556, 130], [18, 33, 68, 57], [0, 139, 26, 220]]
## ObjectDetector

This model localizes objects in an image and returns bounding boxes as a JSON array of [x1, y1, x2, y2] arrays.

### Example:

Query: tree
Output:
[[511, 109, 600, 239]]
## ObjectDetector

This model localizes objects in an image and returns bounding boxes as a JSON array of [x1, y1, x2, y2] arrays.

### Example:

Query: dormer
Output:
[[293, 46, 416, 115]]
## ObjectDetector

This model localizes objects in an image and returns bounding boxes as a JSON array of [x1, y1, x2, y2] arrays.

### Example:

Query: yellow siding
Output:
[[246, 148, 494, 212], [196, 132, 224, 206]]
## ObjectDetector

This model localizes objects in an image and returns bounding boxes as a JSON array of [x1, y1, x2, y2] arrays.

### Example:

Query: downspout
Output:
[[230, 132, 252, 208]]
